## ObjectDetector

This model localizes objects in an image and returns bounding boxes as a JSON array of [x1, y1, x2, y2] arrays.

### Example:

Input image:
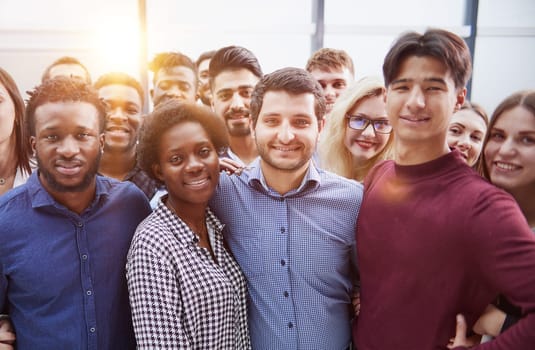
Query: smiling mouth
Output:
[[355, 140, 376, 148], [106, 126, 130, 133], [184, 177, 210, 188], [56, 162, 82, 176], [494, 161, 521, 171], [400, 116, 430, 123]]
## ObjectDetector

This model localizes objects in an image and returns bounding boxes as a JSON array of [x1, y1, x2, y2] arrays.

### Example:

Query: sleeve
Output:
[[471, 190, 535, 349], [126, 236, 192, 350]]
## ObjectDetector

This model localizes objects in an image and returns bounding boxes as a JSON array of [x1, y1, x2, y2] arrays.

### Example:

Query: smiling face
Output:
[[98, 84, 142, 154], [153, 121, 220, 212], [386, 56, 465, 154], [447, 109, 487, 166], [344, 94, 390, 163], [31, 101, 104, 195], [309, 67, 353, 113], [253, 90, 320, 175], [151, 66, 197, 107], [484, 106, 535, 194], [211, 68, 259, 137]]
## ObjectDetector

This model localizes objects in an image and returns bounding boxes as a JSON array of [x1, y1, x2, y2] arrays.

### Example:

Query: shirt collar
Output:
[[27, 172, 110, 210], [246, 158, 320, 197]]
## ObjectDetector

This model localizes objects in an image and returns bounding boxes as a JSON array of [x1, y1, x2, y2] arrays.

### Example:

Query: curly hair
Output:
[[26, 76, 106, 136], [0, 67, 32, 174], [137, 100, 229, 180], [318, 76, 393, 181], [306, 48, 355, 76]]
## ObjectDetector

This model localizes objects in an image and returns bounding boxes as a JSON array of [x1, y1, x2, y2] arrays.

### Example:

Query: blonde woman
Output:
[[318, 76, 393, 182]]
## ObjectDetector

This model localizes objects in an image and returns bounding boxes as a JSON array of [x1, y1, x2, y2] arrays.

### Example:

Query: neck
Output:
[[99, 148, 136, 180], [229, 136, 258, 165], [166, 197, 207, 234], [394, 137, 450, 165], [260, 159, 310, 195], [39, 174, 97, 215]]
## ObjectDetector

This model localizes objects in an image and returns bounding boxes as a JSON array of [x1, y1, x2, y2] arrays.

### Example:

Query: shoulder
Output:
[[317, 168, 363, 196], [98, 176, 150, 207]]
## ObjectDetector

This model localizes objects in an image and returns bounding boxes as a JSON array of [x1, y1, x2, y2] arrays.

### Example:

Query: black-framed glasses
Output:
[[346, 114, 392, 134]]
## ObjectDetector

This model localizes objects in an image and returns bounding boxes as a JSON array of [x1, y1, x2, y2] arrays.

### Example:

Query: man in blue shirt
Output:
[[0, 77, 151, 349], [210, 67, 362, 350]]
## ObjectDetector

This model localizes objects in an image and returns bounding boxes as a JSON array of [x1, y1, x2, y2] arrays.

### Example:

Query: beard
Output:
[[224, 108, 252, 137], [36, 151, 101, 193]]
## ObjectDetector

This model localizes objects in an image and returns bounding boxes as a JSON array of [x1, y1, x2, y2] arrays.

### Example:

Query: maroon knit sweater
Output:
[[354, 151, 535, 350]]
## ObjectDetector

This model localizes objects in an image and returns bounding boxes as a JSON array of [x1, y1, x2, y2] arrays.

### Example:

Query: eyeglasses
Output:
[[346, 114, 392, 134]]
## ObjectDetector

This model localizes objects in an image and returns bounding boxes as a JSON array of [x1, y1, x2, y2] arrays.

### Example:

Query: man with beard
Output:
[[95, 72, 159, 200], [149, 51, 197, 108], [209, 68, 362, 350], [209, 45, 262, 165], [0, 77, 151, 349]]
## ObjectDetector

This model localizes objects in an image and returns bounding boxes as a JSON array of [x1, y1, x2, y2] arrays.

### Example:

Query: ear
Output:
[[455, 88, 467, 112], [99, 133, 105, 153], [152, 163, 165, 182], [318, 116, 325, 133], [149, 88, 154, 101], [30, 136, 37, 154]]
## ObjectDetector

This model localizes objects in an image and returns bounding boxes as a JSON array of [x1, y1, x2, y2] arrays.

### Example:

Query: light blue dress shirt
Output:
[[210, 159, 362, 350]]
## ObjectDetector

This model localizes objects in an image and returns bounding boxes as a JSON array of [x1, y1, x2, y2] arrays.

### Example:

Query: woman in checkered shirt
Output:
[[126, 100, 251, 349]]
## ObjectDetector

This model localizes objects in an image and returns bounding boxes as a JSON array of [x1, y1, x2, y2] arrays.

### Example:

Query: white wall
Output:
[[0, 0, 533, 115]]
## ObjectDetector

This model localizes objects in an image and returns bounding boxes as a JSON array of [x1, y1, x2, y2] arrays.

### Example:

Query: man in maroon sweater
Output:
[[353, 28, 535, 349]]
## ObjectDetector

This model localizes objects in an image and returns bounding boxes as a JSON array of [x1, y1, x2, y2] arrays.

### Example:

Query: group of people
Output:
[[0, 27, 534, 350]]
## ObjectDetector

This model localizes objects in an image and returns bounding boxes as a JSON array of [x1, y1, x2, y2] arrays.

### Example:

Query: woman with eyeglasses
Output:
[[318, 76, 393, 182]]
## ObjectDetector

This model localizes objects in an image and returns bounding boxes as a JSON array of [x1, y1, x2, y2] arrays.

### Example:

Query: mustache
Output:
[[224, 108, 250, 119]]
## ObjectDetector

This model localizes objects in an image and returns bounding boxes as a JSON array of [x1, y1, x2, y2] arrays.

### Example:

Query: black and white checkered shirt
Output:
[[126, 200, 251, 349]]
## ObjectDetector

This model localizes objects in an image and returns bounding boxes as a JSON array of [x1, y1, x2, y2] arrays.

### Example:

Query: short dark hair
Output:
[[208, 46, 263, 89], [94, 72, 145, 107], [149, 52, 197, 86], [26, 76, 106, 136], [0, 67, 32, 174], [250, 67, 326, 127], [41, 56, 92, 84], [138, 100, 229, 180], [383, 28, 472, 89], [305, 48, 355, 76], [195, 50, 216, 69]]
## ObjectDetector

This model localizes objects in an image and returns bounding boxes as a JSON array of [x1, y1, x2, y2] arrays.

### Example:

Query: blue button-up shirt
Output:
[[0, 172, 151, 350], [210, 159, 362, 350]]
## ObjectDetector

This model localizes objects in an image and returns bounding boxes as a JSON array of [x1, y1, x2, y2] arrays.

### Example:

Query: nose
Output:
[[57, 135, 79, 157], [406, 87, 425, 111], [230, 92, 245, 110], [277, 120, 295, 143], [166, 84, 182, 98], [185, 154, 204, 172], [108, 107, 127, 122], [455, 134, 471, 151], [497, 137, 517, 157], [360, 122, 376, 137], [323, 84, 336, 98]]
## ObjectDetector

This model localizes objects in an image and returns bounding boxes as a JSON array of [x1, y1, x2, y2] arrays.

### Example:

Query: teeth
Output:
[[187, 178, 207, 185], [495, 162, 518, 171], [275, 146, 296, 151]]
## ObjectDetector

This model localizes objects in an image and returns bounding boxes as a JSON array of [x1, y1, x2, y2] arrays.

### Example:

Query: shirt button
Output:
[[280, 227, 286, 233], [81, 254, 88, 260], [86, 290, 92, 296], [280, 259, 286, 266], [89, 327, 96, 333], [288, 322, 293, 328], [283, 291, 289, 297], [77, 222, 83, 227]]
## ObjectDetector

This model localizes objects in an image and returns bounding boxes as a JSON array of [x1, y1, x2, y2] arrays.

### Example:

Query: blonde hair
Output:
[[318, 76, 393, 181]]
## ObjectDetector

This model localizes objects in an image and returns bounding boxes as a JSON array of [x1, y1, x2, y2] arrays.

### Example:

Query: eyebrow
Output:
[[390, 77, 447, 85]]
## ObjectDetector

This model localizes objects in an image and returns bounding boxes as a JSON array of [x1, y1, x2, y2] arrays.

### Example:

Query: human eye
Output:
[[127, 107, 140, 115], [158, 81, 170, 90], [169, 154, 183, 164], [178, 82, 191, 92], [44, 134, 58, 142], [470, 133, 483, 142], [262, 117, 279, 126], [240, 88, 253, 98], [217, 91, 232, 101], [373, 119, 390, 131], [78, 132, 91, 139], [521, 135, 535, 145], [448, 126, 461, 135], [199, 146, 213, 157], [392, 84, 409, 92], [293, 118, 311, 128], [489, 130, 505, 141], [333, 81, 346, 89]]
